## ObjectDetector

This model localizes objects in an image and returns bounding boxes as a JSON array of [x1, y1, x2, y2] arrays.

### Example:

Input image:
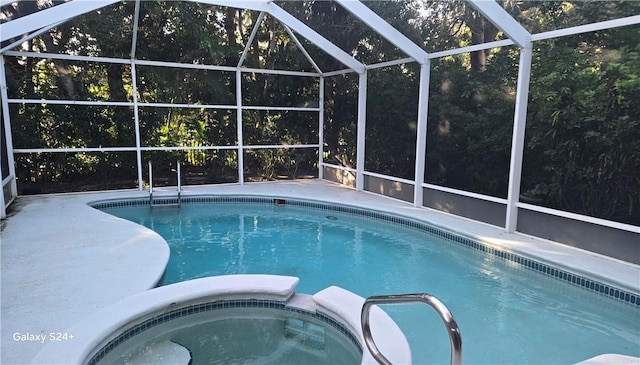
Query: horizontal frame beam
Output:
[[517, 202, 640, 234], [322, 68, 357, 77], [532, 15, 640, 42], [321, 163, 356, 173], [192, 0, 268, 12], [8, 99, 319, 112], [3, 51, 321, 76], [241, 144, 320, 149], [422, 183, 508, 205], [428, 39, 515, 60], [13, 144, 320, 153], [3, 51, 130, 65], [363, 170, 414, 186], [241, 105, 320, 112], [239, 67, 320, 77], [366, 57, 416, 70]]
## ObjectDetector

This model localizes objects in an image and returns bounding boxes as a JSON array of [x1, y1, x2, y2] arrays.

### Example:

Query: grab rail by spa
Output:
[[361, 293, 462, 365], [149, 160, 181, 207]]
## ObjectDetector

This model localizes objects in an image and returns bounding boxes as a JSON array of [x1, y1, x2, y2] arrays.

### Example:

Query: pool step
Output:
[[126, 340, 191, 365], [284, 317, 326, 350], [149, 194, 181, 208]]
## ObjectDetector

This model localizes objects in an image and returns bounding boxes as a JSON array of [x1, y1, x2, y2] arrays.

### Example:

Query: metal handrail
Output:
[[148, 161, 154, 197], [149, 160, 181, 207], [361, 293, 462, 365]]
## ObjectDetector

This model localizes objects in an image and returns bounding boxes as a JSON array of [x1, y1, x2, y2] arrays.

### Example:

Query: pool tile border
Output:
[[92, 196, 639, 307], [86, 297, 362, 365]]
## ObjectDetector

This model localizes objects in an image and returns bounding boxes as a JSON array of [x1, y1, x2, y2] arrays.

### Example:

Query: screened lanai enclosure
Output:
[[1, 0, 639, 262]]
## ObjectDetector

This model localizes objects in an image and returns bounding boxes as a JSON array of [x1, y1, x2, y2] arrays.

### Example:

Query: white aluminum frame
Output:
[[4, 50, 323, 188], [468, 0, 529, 47], [355, 71, 367, 191], [413, 62, 431, 207], [505, 45, 533, 232], [0, 0, 120, 42], [0, 0, 638, 238], [336, 0, 428, 64], [318, 76, 325, 179], [0, 55, 18, 218]]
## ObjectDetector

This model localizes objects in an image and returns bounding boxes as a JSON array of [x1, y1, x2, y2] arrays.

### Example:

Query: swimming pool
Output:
[[97, 196, 640, 364]]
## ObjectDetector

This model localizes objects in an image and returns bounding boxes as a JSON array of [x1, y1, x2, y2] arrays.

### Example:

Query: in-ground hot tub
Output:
[[33, 275, 411, 365]]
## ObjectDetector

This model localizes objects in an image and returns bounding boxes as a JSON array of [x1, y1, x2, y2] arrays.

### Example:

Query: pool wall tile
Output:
[[91, 196, 640, 308]]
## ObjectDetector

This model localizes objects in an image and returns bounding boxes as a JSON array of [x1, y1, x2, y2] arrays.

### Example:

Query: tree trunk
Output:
[[224, 8, 237, 65], [106, 64, 132, 146], [467, 7, 499, 72]]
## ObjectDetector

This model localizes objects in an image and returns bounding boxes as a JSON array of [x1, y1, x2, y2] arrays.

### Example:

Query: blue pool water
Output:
[[102, 199, 640, 365]]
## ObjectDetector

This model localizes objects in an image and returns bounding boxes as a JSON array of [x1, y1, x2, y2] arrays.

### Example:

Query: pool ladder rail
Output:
[[148, 160, 182, 208], [361, 293, 462, 365]]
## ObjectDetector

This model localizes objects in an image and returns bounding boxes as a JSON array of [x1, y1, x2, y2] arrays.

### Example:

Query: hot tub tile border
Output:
[[86, 297, 362, 365]]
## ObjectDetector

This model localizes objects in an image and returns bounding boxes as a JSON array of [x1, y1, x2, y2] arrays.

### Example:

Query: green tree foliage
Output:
[[2, 0, 638, 224], [426, 47, 519, 197], [524, 30, 640, 224]]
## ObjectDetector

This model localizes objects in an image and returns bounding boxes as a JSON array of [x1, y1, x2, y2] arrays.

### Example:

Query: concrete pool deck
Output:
[[1, 180, 639, 364]]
